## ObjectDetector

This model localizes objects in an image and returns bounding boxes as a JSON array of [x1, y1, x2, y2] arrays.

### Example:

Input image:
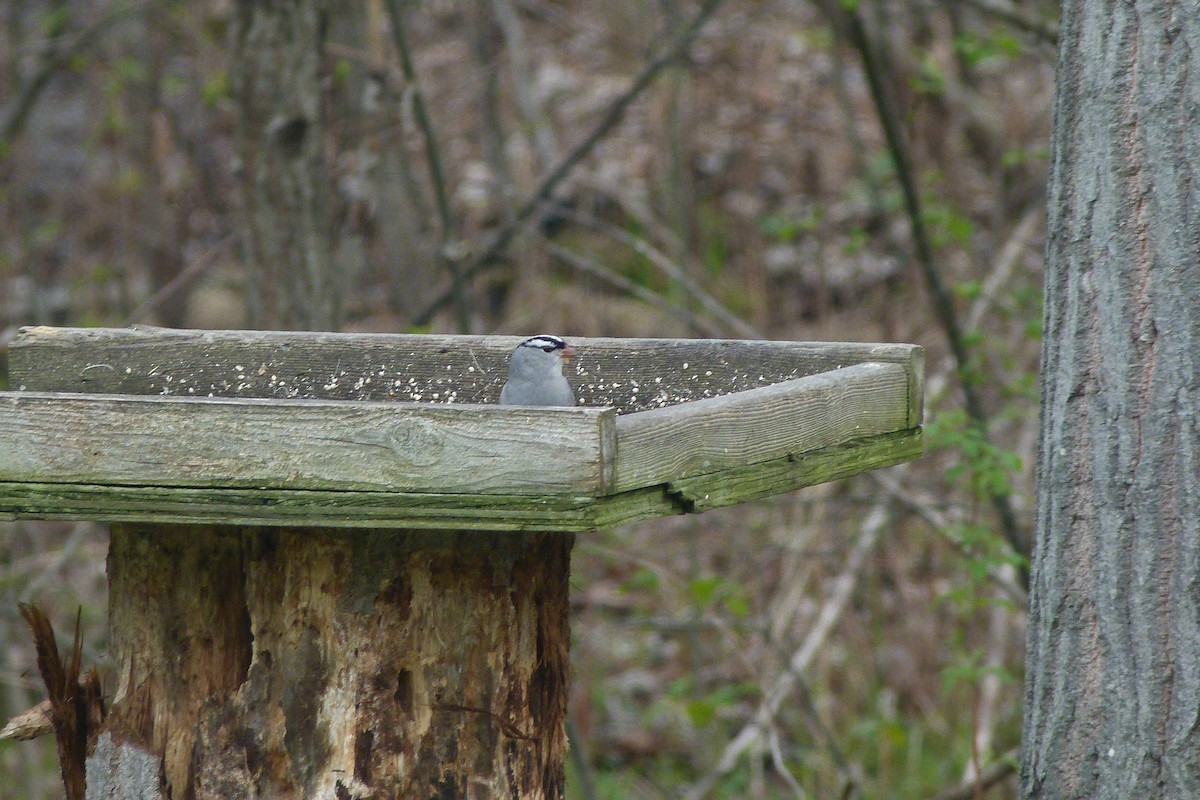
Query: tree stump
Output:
[[89, 525, 569, 799]]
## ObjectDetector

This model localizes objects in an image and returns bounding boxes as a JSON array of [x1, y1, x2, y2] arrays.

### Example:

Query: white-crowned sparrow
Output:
[[498, 334, 577, 406]]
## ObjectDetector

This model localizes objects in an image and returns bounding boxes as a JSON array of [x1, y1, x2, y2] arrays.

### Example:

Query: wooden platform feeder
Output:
[[0, 326, 923, 798]]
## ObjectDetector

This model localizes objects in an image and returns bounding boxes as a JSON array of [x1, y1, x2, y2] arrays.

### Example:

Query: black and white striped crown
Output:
[[519, 335, 568, 353]]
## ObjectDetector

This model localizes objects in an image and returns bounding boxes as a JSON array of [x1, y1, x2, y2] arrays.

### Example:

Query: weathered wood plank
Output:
[[0, 483, 609, 531], [0, 392, 615, 495], [612, 362, 911, 492], [903, 345, 925, 429], [2, 329, 925, 527], [10, 326, 923, 415], [0, 431, 915, 530], [667, 428, 923, 512]]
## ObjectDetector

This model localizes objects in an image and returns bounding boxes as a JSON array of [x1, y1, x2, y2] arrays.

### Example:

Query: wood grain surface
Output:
[[0, 431, 916, 530], [612, 362, 910, 492], [1, 327, 925, 528], [0, 392, 615, 495]]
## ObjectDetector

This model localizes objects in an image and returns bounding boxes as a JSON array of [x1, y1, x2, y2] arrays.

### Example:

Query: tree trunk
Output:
[[1022, 3, 1200, 798], [230, 0, 339, 330], [86, 525, 571, 799]]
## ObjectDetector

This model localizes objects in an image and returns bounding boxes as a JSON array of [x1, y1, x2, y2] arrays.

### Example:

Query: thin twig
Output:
[[965, 206, 1041, 330], [1, 1, 150, 149], [470, 0, 518, 227], [952, 0, 1058, 46], [767, 724, 808, 799], [489, 0, 560, 169], [684, 502, 890, 800], [413, 0, 728, 326], [384, 0, 472, 332], [552, 206, 762, 338], [544, 241, 727, 337], [123, 234, 235, 325], [929, 747, 1018, 800], [835, 5, 1028, 579], [870, 470, 1027, 606], [566, 715, 600, 800], [788, 669, 861, 798], [965, 577, 1015, 784]]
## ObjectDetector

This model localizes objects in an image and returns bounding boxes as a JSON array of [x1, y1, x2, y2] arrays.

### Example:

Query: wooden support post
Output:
[[90, 525, 571, 799]]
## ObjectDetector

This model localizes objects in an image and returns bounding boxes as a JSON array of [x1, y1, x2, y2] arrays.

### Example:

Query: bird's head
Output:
[[510, 334, 576, 376]]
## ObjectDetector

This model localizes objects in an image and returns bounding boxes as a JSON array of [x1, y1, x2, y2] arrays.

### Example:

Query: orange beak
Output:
[[561, 343, 577, 363]]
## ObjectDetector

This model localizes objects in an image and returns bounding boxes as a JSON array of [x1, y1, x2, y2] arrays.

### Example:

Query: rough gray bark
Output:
[[1022, 2, 1200, 798], [230, 0, 339, 330], [90, 526, 571, 799]]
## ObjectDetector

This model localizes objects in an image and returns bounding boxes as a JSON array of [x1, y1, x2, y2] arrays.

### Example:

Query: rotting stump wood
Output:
[[0, 327, 925, 799], [91, 525, 570, 799]]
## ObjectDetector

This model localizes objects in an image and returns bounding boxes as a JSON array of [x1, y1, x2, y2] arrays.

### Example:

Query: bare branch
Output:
[[929, 748, 1018, 800], [952, 0, 1058, 46], [684, 502, 890, 800], [1, 1, 150, 149], [544, 241, 727, 337], [414, 0, 728, 326], [825, 2, 1029, 577], [384, 0, 472, 332], [552, 206, 762, 338]]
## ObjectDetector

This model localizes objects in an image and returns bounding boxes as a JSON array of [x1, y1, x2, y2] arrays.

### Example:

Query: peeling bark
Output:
[[93, 525, 571, 799]]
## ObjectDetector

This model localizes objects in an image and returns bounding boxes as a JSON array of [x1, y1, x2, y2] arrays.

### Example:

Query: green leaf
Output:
[[202, 71, 231, 107], [685, 698, 718, 727], [622, 566, 660, 593], [687, 575, 722, 607]]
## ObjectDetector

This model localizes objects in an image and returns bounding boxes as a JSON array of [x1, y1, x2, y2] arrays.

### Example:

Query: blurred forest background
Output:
[[0, 0, 1058, 797]]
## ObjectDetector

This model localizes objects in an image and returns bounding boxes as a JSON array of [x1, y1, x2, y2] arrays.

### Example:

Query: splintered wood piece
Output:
[[17, 604, 104, 800]]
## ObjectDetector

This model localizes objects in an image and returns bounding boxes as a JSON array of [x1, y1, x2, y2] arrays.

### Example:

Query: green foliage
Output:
[[112, 56, 148, 83], [953, 29, 1023, 67], [685, 685, 749, 728], [842, 226, 868, 254], [1001, 145, 1050, 168], [686, 574, 750, 618], [31, 217, 65, 248], [202, 71, 232, 107], [161, 73, 188, 97], [911, 51, 947, 96], [941, 649, 1017, 694], [922, 194, 975, 248], [954, 279, 983, 301], [698, 205, 731, 278], [622, 565, 661, 593], [758, 208, 821, 243], [845, 701, 982, 799], [928, 408, 1022, 499], [114, 164, 144, 196], [40, 6, 71, 37]]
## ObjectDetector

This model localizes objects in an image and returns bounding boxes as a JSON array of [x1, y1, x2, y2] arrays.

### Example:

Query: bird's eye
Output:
[[541, 346, 555, 353]]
